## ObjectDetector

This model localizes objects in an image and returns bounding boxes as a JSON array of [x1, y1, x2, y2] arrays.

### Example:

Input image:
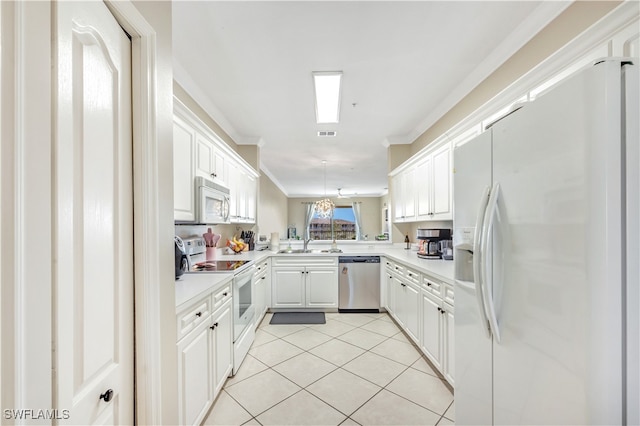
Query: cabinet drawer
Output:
[[272, 256, 338, 267], [255, 259, 270, 273], [442, 283, 454, 305], [177, 296, 212, 341], [212, 281, 232, 311], [422, 276, 442, 297], [391, 263, 405, 277], [405, 267, 420, 285]]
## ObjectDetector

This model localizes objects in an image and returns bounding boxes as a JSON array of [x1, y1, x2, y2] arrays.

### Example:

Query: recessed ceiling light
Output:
[[313, 71, 342, 124]]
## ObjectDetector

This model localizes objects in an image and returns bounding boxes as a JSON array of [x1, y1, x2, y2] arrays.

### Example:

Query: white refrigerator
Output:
[[453, 58, 638, 425]]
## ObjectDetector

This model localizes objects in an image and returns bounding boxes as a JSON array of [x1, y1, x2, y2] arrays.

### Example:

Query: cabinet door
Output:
[[416, 157, 432, 219], [213, 149, 226, 184], [432, 144, 452, 218], [394, 277, 406, 327], [385, 272, 395, 313], [404, 282, 421, 344], [195, 133, 215, 179], [391, 174, 404, 222], [177, 319, 213, 426], [420, 290, 442, 370], [173, 117, 196, 221], [306, 267, 339, 308], [272, 267, 305, 307], [226, 161, 239, 221], [403, 168, 416, 221], [246, 174, 257, 223], [443, 303, 455, 385], [253, 273, 267, 327], [212, 301, 233, 396]]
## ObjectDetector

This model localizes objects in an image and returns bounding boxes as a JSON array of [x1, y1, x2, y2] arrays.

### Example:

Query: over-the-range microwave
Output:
[[190, 176, 230, 224]]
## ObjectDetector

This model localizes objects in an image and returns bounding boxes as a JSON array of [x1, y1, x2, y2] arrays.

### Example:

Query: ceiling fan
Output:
[[336, 188, 351, 199]]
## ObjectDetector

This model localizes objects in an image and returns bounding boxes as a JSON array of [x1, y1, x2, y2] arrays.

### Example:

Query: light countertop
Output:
[[175, 244, 454, 308], [175, 272, 233, 310]]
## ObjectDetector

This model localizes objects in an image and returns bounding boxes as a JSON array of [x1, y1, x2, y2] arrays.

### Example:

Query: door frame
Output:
[[104, 2, 176, 424]]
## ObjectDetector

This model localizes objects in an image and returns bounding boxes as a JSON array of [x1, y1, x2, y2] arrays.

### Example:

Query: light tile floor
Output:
[[204, 312, 454, 426]]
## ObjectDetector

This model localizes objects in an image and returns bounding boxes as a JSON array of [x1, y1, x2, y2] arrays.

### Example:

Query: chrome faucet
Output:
[[303, 238, 312, 251]]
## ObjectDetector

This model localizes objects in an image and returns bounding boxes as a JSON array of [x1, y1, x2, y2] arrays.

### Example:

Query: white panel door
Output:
[[55, 2, 134, 424]]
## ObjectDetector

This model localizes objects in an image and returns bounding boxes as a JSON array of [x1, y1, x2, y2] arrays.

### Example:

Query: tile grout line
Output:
[[217, 312, 453, 425]]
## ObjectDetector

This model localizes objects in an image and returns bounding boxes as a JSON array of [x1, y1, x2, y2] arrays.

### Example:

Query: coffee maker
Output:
[[416, 228, 452, 259]]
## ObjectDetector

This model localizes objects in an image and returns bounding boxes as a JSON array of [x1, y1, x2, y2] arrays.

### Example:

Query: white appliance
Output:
[[232, 265, 255, 374], [195, 176, 230, 224], [453, 59, 638, 425]]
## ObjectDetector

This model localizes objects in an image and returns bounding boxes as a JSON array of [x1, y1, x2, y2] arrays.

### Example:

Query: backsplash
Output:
[[175, 223, 258, 248]]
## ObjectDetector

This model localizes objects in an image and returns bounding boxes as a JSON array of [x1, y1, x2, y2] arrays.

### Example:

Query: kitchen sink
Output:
[[277, 248, 343, 254]]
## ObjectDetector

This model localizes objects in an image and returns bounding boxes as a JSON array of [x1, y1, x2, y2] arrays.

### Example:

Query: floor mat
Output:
[[270, 312, 326, 325]]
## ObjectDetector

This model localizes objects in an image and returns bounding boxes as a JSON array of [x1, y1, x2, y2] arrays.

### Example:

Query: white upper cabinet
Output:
[[391, 141, 452, 223], [173, 99, 258, 224], [392, 166, 416, 222], [227, 162, 257, 224], [195, 132, 226, 186], [173, 115, 196, 222]]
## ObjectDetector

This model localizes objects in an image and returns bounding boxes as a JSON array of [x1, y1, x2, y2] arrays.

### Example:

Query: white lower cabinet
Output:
[[177, 316, 213, 426], [419, 285, 455, 386], [253, 259, 270, 327], [383, 257, 454, 386], [420, 290, 443, 370], [394, 278, 420, 344], [272, 267, 305, 307], [211, 300, 233, 396], [443, 302, 455, 385], [176, 282, 233, 425], [271, 257, 338, 309], [306, 267, 339, 308]]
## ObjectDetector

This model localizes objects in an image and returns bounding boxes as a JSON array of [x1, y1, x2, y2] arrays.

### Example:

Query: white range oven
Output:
[[231, 265, 255, 373]]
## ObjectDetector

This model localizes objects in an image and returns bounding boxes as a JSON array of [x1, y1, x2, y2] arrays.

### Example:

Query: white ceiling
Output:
[[172, 1, 570, 198]]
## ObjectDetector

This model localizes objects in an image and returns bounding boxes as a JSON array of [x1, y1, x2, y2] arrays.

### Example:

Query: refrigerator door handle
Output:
[[473, 185, 492, 338], [480, 182, 502, 343]]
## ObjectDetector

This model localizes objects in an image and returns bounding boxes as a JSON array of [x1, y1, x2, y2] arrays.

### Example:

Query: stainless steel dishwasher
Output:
[[338, 256, 381, 312]]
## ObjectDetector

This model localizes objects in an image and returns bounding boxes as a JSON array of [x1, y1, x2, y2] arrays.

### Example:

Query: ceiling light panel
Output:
[[313, 71, 342, 124]]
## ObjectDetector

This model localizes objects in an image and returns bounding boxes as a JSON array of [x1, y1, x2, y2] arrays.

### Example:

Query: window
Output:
[[309, 206, 356, 240]]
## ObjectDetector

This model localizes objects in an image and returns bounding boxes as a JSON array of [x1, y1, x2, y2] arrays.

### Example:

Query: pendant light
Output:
[[314, 160, 334, 218]]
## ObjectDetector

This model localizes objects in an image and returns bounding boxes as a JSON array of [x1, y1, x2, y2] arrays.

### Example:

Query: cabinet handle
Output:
[[195, 312, 202, 317], [427, 282, 432, 287], [437, 307, 442, 312], [214, 322, 219, 327], [210, 324, 216, 330], [408, 273, 412, 277], [441, 309, 446, 315], [262, 276, 266, 280], [401, 283, 406, 287], [99, 389, 114, 403]]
